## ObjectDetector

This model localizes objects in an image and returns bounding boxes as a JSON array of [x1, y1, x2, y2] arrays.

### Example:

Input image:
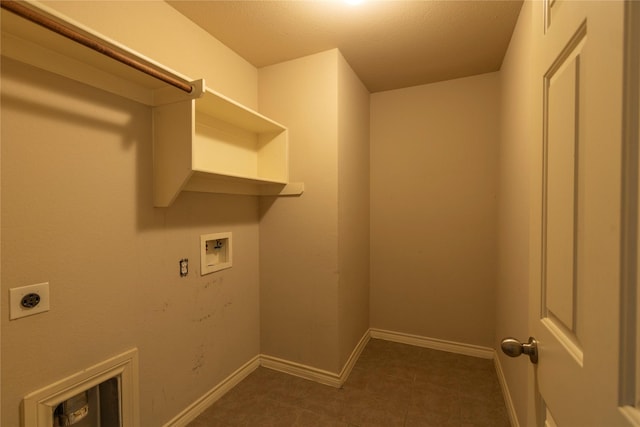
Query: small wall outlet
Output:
[[9, 282, 50, 320], [201, 232, 232, 275], [179, 258, 189, 277]]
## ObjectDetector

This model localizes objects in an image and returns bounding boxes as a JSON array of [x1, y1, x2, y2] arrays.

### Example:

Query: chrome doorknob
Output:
[[501, 336, 538, 364]]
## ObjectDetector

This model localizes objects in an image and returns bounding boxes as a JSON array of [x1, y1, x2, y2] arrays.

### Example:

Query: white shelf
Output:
[[0, 1, 203, 106], [1, 0, 303, 206], [153, 88, 303, 206]]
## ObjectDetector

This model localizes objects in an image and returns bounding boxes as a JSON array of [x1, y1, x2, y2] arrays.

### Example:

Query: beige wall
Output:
[[45, 0, 258, 109], [370, 72, 500, 347], [337, 54, 370, 368], [1, 2, 260, 425], [1, 1, 539, 424], [258, 49, 370, 373], [258, 50, 340, 372], [496, 2, 533, 425]]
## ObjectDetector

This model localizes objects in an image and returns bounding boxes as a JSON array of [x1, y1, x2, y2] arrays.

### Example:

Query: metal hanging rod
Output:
[[1, 0, 194, 94]]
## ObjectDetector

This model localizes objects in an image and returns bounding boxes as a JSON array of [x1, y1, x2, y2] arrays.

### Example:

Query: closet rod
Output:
[[1, 0, 194, 94]]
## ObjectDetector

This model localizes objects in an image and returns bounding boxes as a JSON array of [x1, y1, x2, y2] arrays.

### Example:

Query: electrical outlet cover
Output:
[[9, 282, 50, 320]]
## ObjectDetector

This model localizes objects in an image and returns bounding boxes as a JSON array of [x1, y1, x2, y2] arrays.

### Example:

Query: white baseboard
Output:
[[338, 330, 370, 382], [166, 330, 369, 425], [163, 355, 261, 427], [493, 352, 520, 427], [369, 328, 494, 359], [167, 329, 502, 425], [260, 355, 343, 387], [261, 329, 370, 388]]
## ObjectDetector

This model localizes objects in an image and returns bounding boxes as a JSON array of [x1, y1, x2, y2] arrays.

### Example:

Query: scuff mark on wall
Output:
[[204, 277, 219, 289], [153, 301, 169, 313], [191, 344, 205, 373], [193, 312, 215, 322]]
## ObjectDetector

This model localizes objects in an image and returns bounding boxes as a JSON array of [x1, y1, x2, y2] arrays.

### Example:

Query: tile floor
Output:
[[187, 338, 511, 427]]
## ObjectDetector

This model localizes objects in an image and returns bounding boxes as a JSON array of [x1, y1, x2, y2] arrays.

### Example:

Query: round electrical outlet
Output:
[[21, 293, 41, 309]]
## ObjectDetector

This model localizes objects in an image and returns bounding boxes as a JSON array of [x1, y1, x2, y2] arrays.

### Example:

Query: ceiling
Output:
[[167, 0, 523, 93]]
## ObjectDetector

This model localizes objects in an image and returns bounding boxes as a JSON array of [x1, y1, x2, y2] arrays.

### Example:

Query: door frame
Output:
[[620, 0, 640, 422]]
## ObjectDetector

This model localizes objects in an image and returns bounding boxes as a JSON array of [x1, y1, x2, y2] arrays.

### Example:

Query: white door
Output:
[[525, 0, 640, 426]]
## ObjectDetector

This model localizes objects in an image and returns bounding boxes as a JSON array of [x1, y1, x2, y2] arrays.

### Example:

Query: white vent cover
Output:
[[23, 348, 139, 427]]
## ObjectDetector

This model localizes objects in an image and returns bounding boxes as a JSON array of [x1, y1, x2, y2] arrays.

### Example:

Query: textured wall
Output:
[[0, 1, 538, 424], [1, 2, 260, 425], [45, 0, 258, 109], [337, 53, 371, 368], [258, 49, 370, 374], [258, 50, 340, 372], [370, 72, 500, 347]]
